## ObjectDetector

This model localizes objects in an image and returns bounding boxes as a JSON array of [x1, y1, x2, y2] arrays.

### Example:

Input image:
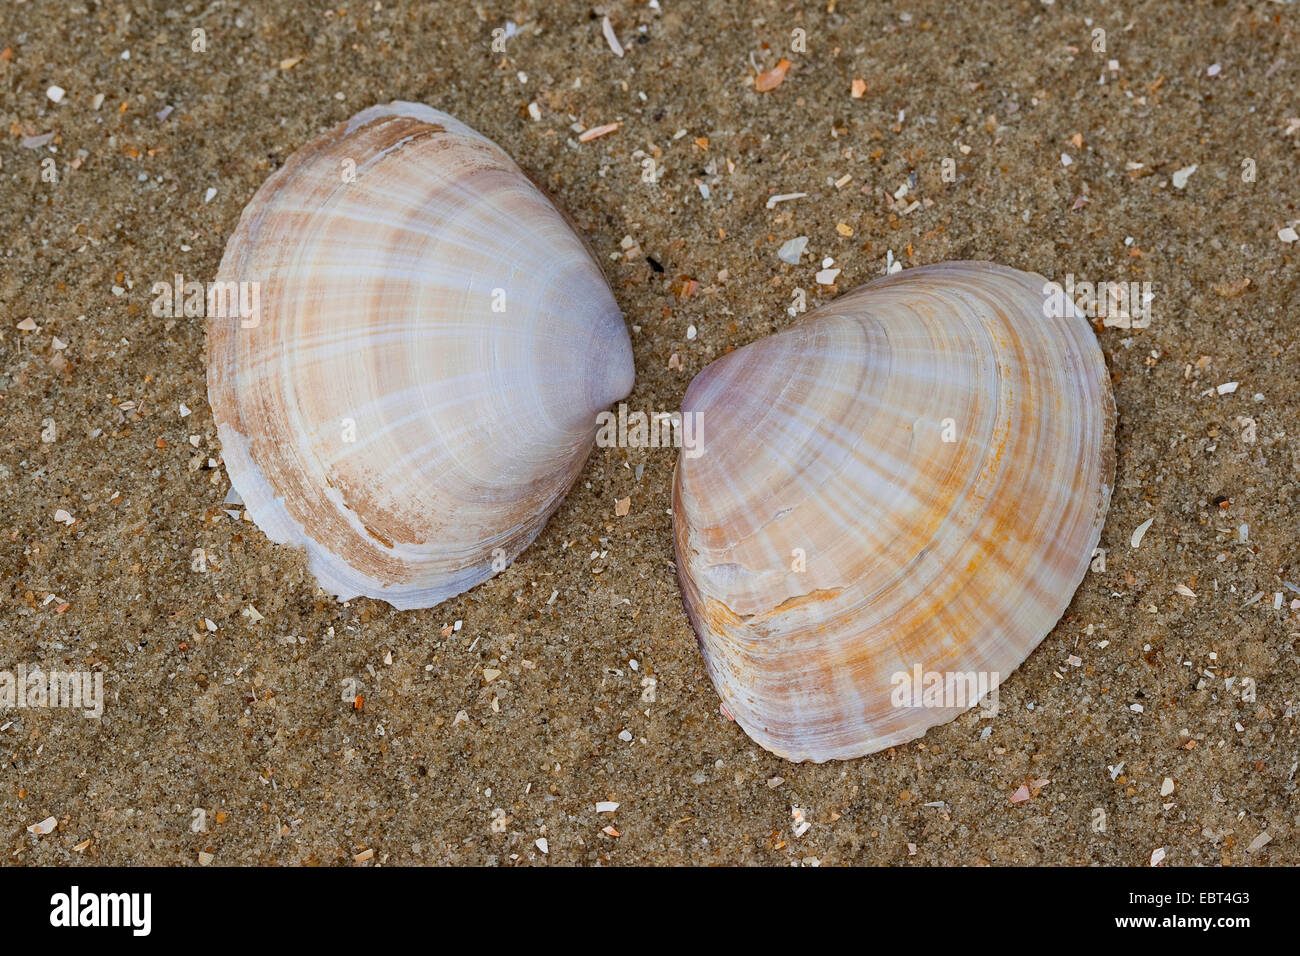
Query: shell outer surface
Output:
[[673, 261, 1115, 762], [207, 102, 634, 610]]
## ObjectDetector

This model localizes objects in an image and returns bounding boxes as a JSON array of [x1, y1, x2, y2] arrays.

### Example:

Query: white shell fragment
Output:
[[673, 261, 1115, 762], [208, 102, 634, 609], [1171, 165, 1197, 189], [777, 236, 809, 264], [601, 15, 624, 57], [1131, 517, 1155, 548]]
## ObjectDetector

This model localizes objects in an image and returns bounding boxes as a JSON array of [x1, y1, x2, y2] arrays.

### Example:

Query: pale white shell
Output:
[[673, 262, 1115, 762], [208, 103, 633, 609]]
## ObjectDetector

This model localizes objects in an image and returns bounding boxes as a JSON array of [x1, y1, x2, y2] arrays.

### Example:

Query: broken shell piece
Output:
[[27, 816, 57, 835]]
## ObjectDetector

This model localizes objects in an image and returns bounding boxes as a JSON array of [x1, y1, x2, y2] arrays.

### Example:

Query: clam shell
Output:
[[673, 261, 1115, 762], [207, 103, 633, 610]]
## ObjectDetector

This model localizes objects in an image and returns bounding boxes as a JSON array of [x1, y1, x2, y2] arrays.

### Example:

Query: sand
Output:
[[1, 0, 1297, 865]]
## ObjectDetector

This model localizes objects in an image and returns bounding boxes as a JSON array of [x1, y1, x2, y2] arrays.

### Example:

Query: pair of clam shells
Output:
[[208, 103, 1115, 762]]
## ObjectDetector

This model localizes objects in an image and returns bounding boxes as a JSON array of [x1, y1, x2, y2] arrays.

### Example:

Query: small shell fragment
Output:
[[27, 816, 57, 835], [791, 806, 810, 837], [1131, 517, 1155, 548], [755, 58, 792, 92], [777, 236, 809, 264], [601, 16, 624, 57], [765, 192, 807, 209], [578, 122, 620, 142]]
